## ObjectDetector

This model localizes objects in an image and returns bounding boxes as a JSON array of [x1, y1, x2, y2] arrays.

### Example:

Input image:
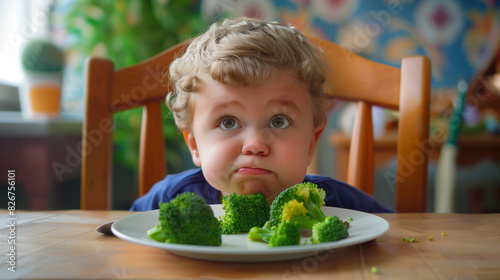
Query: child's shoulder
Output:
[[304, 173, 351, 188], [156, 168, 216, 200], [303, 173, 354, 201], [130, 168, 219, 211], [303, 173, 394, 213], [161, 168, 206, 186]]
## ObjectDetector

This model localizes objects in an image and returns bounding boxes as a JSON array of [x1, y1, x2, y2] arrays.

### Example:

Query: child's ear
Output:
[[182, 131, 201, 167], [314, 121, 326, 142], [308, 121, 326, 164]]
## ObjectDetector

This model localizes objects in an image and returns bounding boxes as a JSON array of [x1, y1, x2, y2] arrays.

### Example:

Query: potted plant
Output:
[[20, 38, 64, 118]]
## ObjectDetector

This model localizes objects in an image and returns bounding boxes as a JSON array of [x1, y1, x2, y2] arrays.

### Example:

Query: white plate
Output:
[[112, 205, 389, 262]]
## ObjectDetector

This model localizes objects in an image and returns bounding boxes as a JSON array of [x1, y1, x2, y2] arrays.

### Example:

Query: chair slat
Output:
[[396, 56, 431, 212], [110, 41, 191, 112], [139, 102, 167, 196], [347, 101, 374, 194], [81, 57, 114, 210], [309, 37, 401, 109]]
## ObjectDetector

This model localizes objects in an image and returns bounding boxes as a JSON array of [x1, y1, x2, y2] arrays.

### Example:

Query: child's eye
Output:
[[269, 115, 291, 129], [218, 117, 241, 130]]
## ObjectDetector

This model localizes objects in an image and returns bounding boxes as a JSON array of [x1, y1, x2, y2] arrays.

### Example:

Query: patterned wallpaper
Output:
[[203, 0, 500, 89]]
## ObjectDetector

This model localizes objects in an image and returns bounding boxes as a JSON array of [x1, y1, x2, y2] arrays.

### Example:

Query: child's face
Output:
[[184, 70, 324, 203]]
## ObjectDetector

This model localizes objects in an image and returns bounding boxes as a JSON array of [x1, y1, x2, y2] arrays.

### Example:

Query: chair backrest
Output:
[[81, 36, 431, 212], [308, 36, 431, 212], [81, 40, 191, 210]]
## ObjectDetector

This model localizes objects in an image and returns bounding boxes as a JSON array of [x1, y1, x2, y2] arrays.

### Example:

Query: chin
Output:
[[264, 195, 276, 205]]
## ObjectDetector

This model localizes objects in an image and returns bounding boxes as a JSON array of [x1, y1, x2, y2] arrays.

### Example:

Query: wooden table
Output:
[[1, 210, 499, 279]]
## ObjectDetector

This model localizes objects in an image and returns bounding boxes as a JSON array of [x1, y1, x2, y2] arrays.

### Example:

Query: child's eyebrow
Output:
[[205, 98, 302, 116], [268, 99, 301, 114], [208, 99, 243, 112]]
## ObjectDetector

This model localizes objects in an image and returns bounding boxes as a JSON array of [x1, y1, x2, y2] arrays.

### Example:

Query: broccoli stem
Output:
[[304, 202, 326, 223], [248, 221, 273, 242], [290, 214, 318, 229], [248, 226, 274, 243], [147, 225, 167, 242]]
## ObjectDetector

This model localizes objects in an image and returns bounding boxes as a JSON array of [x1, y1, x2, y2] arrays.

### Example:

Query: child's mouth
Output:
[[236, 167, 271, 176]]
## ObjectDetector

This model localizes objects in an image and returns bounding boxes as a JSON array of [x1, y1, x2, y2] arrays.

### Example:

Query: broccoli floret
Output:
[[147, 192, 221, 246], [270, 182, 326, 229], [269, 220, 301, 247], [280, 199, 321, 229], [219, 193, 270, 234], [310, 215, 348, 244], [248, 221, 300, 247]]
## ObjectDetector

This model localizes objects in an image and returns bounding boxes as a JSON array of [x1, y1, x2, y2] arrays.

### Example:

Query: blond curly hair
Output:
[[167, 17, 333, 131]]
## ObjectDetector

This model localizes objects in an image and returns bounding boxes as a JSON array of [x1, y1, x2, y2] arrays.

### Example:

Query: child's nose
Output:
[[241, 128, 271, 156]]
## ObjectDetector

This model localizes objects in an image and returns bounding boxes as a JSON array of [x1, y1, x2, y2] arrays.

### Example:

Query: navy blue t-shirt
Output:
[[130, 168, 393, 213]]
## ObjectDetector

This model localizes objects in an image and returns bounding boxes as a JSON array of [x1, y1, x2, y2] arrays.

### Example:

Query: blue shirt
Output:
[[130, 168, 393, 213]]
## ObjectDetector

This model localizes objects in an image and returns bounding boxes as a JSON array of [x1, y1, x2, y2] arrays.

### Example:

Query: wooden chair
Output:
[[81, 35, 430, 212], [81, 40, 191, 210], [308, 36, 431, 212]]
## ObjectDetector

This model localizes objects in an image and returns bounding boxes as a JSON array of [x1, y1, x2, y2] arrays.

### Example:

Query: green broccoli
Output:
[[269, 220, 301, 247], [310, 215, 349, 244], [219, 193, 270, 234], [270, 182, 326, 229], [147, 224, 166, 242], [248, 221, 300, 247], [147, 192, 221, 246], [247, 221, 274, 243]]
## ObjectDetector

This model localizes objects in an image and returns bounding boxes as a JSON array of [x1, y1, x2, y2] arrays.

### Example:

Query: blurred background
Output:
[[1, 0, 499, 212]]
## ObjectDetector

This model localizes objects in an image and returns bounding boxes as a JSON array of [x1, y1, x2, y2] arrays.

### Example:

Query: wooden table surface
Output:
[[1, 210, 499, 279]]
